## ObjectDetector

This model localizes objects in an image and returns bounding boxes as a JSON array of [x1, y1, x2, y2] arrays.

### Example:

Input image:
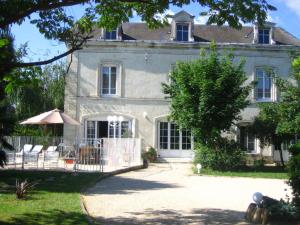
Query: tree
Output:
[[7, 61, 67, 136], [162, 44, 251, 146], [0, 30, 15, 167], [251, 56, 300, 166], [0, 0, 276, 69]]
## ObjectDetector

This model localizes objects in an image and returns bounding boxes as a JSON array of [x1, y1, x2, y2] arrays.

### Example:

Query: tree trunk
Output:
[[279, 148, 285, 168]]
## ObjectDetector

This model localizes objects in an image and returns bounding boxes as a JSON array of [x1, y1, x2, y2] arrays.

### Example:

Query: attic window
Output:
[[176, 24, 188, 41], [258, 28, 270, 44], [105, 29, 117, 40]]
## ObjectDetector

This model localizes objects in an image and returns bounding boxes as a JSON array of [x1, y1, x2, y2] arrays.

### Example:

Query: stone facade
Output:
[[64, 11, 300, 161]]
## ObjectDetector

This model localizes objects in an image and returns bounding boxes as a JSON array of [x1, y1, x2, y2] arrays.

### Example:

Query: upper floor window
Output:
[[101, 66, 117, 95], [105, 29, 117, 40], [255, 68, 276, 102], [176, 24, 188, 41], [258, 28, 270, 44]]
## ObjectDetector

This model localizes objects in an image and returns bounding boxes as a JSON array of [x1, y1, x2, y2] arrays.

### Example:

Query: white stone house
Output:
[[64, 11, 300, 162]]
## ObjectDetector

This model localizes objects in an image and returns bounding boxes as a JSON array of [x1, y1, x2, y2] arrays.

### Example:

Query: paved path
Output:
[[82, 163, 291, 225]]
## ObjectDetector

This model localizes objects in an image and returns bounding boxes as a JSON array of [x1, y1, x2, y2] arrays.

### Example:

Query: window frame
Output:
[[254, 67, 276, 102], [100, 64, 119, 97], [258, 28, 270, 44], [176, 23, 189, 42], [104, 28, 118, 40], [85, 119, 132, 139], [158, 121, 192, 151]]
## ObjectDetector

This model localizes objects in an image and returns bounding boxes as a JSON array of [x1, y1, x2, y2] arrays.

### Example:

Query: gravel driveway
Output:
[[82, 163, 291, 225]]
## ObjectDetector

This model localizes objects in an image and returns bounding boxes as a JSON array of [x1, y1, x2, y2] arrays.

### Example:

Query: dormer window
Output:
[[105, 29, 117, 40], [176, 24, 189, 41], [258, 28, 270, 44]]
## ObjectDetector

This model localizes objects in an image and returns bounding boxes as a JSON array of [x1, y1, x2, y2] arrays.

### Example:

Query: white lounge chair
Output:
[[30, 145, 43, 154], [46, 146, 57, 152], [16, 144, 33, 155]]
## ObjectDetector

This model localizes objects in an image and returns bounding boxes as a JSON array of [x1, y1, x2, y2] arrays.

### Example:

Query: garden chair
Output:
[[45, 146, 57, 152], [16, 144, 33, 155], [30, 145, 43, 154]]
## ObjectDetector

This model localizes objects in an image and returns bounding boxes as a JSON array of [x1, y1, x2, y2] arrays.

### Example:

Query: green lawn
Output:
[[0, 170, 102, 225], [195, 166, 288, 179]]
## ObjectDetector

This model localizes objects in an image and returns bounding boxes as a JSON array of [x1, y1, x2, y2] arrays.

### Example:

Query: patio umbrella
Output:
[[20, 109, 80, 125]]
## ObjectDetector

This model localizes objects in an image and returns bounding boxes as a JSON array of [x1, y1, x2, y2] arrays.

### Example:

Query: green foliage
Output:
[[6, 61, 66, 136], [263, 198, 299, 222], [0, 0, 275, 70], [163, 44, 251, 145], [142, 147, 157, 162], [194, 138, 246, 171], [287, 142, 300, 214]]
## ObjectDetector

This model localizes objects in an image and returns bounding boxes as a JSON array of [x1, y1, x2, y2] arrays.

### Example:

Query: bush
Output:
[[288, 141, 300, 215], [194, 139, 246, 171], [142, 147, 157, 162]]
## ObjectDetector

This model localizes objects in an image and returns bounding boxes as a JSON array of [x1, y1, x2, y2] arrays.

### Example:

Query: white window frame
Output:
[[258, 28, 270, 44], [254, 68, 276, 102], [176, 23, 189, 42], [105, 28, 117, 40], [239, 126, 259, 154], [157, 121, 192, 151], [84, 119, 132, 139], [100, 64, 121, 97]]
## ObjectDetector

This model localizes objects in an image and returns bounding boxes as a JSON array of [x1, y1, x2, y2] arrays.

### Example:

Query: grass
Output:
[[0, 169, 102, 225], [195, 166, 288, 179]]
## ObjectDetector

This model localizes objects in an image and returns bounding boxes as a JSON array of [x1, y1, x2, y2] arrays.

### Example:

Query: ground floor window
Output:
[[239, 126, 258, 153], [85, 119, 132, 139], [158, 121, 192, 150]]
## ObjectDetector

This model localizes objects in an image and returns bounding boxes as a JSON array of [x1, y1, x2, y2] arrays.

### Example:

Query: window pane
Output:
[[105, 29, 117, 39], [176, 24, 188, 41], [159, 122, 168, 150], [170, 123, 180, 150], [181, 128, 191, 150], [110, 67, 117, 94], [247, 132, 255, 152], [87, 121, 96, 139], [182, 31, 188, 41], [256, 72, 264, 99], [256, 69, 272, 100], [265, 75, 271, 98], [121, 121, 130, 138]]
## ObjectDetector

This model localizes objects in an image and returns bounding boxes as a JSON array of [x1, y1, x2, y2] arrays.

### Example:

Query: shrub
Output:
[[287, 141, 300, 215], [16, 179, 38, 199], [194, 138, 246, 171], [142, 147, 157, 162], [253, 158, 266, 168]]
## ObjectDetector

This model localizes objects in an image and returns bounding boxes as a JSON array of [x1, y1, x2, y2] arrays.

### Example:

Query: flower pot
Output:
[[64, 159, 75, 164]]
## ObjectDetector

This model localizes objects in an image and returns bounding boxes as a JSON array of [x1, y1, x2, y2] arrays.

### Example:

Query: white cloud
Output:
[[154, 9, 175, 23], [276, 0, 300, 19], [194, 15, 209, 24]]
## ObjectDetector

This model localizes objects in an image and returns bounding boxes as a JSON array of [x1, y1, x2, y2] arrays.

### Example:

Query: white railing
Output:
[[3, 136, 142, 172]]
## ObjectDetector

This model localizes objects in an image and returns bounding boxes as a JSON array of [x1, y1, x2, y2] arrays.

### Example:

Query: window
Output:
[[105, 29, 117, 40], [158, 122, 192, 150], [176, 24, 188, 41], [85, 120, 131, 139], [86, 121, 96, 139], [101, 66, 117, 95], [255, 68, 275, 101], [258, 29, 270, 44], [239, 127, 257, 153]]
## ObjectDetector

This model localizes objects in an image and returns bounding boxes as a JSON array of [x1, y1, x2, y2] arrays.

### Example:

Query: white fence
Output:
[[3, 136, 142, 172]]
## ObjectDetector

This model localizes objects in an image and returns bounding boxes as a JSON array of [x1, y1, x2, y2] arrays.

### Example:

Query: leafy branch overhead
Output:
[[0, 0, 276, 68]]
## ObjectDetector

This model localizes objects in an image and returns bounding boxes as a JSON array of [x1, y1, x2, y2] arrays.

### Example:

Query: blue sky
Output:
[[12, 0, 300, 62]]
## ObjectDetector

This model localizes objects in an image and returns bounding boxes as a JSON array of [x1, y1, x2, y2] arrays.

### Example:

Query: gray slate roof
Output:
[[110, 23, 300, 46]]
